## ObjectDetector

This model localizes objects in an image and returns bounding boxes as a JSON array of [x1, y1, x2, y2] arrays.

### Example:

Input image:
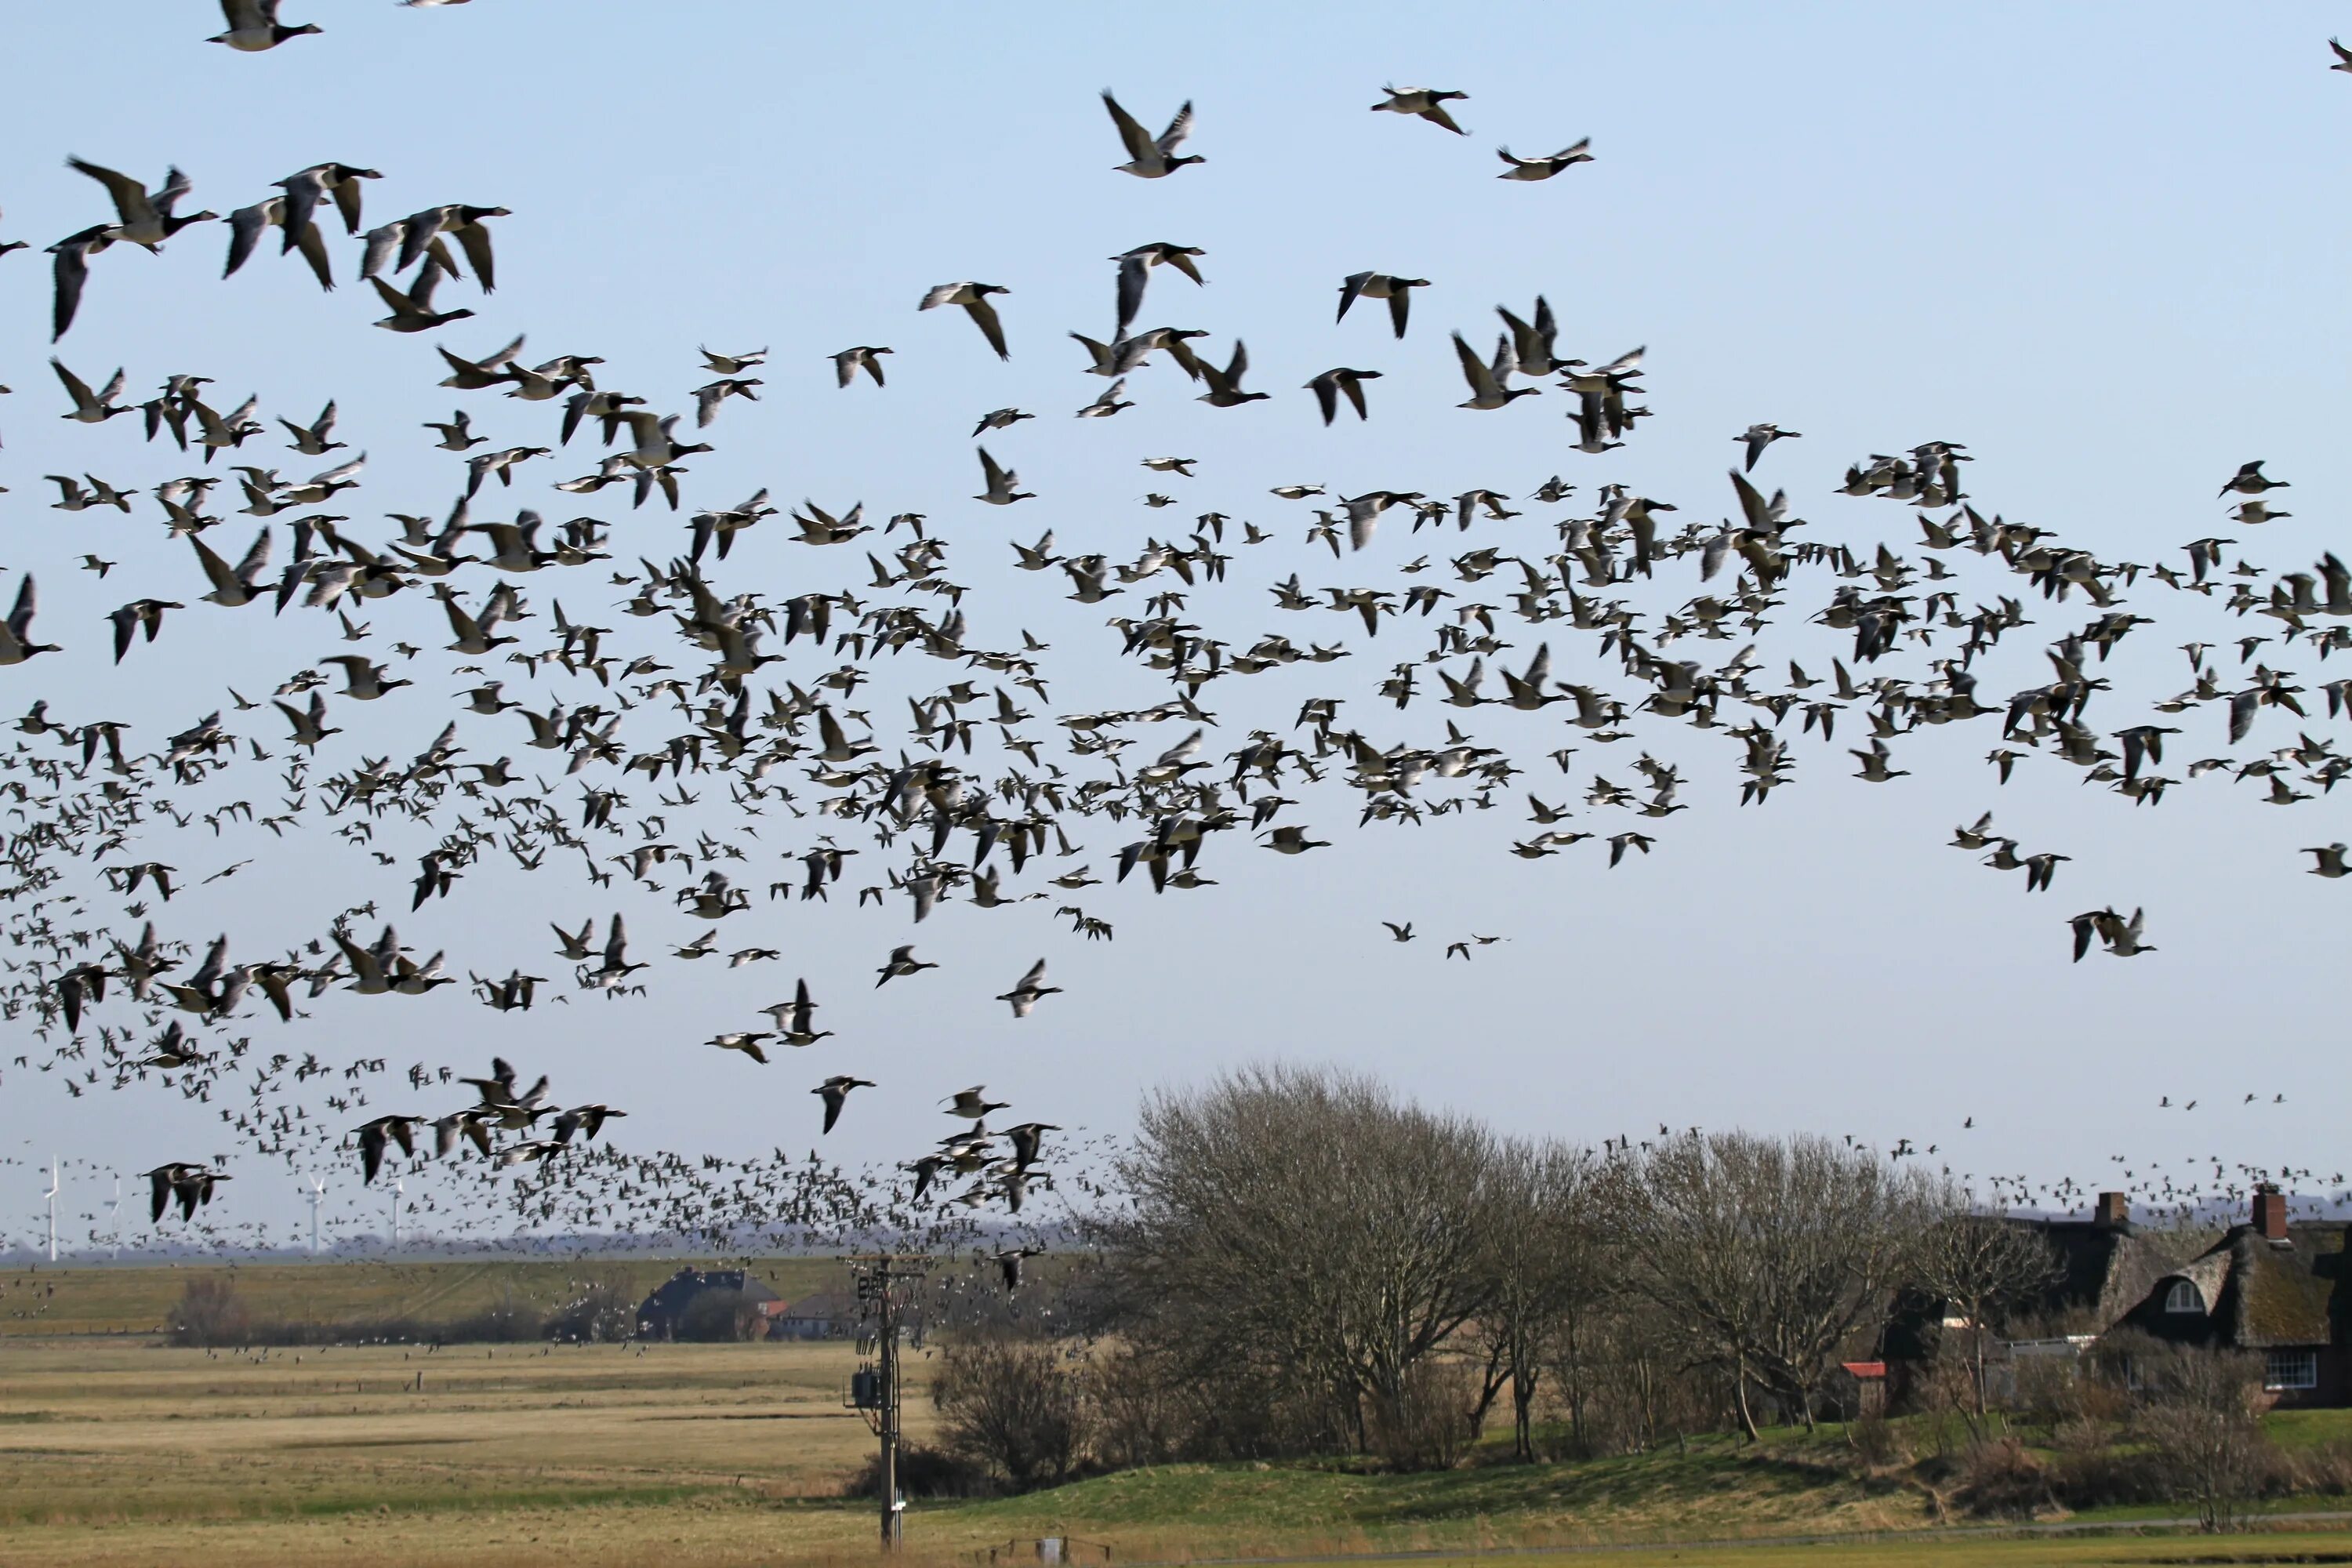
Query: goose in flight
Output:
[[1370, 85, 1469, 134], [1112, 241, 1207, 336], [67, 158, 214, 251], [1737, 423, 1800, 471], [1195, 340, 1267, 407], [209, 0, 321, 49], [709, 1030, 773, 1065], [355, 1115, 426, 1184], [1337, 271, 1429, 339], [2304, 843, 2349, 879], [814, 1075, 874, 1134], [1496, 140, 1595, 180], [371, 260, 474, 333], [52, 359, 129, 423], [145, 1163, 230, 1222], [1102, 91, 1202, 178], [224, 195, 334, 289], [395, 205, 510, 292], [920, 281, 1011, 359], [996, 958, 1060, 1018], [832, 346, 891, 387], [1305, 367, 1380, 425], [277, 162, 379, 239], [975, 447, 1033, 505], [762, 978, 831, 1047], [1453, 332, 1537, 410], [945, 1087, 1010, 1120], [876, 944, 937, 986], [0, 578, 59, 666], [45, 225, 114, 341]]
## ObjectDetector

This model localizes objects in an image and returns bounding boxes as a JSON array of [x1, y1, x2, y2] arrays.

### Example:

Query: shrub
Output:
[[675, 1287, 762, 1343], [1952, 1436, 2056, 1518], [842, 1440, 996, 1501], [934, 1333, 1091, 1491], [169, 1276, 249, 1348], [1367, 1358, 1477, 1472], [545, 1269, 638, 1343], [1849, 1411, 1904, 1468], [2132, 1345, 2270, 1531]]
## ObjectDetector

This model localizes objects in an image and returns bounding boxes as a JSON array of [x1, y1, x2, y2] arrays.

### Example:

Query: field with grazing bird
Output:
[[3, 1291, 2352, 1568]]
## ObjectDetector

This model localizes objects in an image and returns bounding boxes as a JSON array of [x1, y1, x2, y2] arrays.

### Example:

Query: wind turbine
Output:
[[303, 1174, 325, 1256], [41, 1158, 58, 1262], [388, 1176, 403, 1252], [107, 1176, 123, 1260]]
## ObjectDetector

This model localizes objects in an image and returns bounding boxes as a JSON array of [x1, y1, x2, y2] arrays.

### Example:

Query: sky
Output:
[[2, 2, 2350, 1252]]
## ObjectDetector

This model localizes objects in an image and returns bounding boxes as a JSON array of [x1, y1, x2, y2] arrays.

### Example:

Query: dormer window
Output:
[[2165, 1279, 2203, 1314]]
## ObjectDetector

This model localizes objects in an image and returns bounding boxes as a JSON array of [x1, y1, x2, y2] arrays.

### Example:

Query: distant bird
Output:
[[2303, 844, 2349, 879], [1102, 91, 1202, 178], [975, 446, 1032, 506], [2219, 460, 2286, 497], [996, 958, 1060, 1018], [813, 1075, 873, 1134], [919, 281, 1011, 359], [2333, 38, 2352, 74], [1337, 271, 1429, 339], [1496, 140, 1594, 180], [209, 0, 322, 49], [1370, 85, 1470, 135], [1305, 368, 1381, 425], [944, 1087, 1009, 1120], [1737, 423, 1800, 471], [1382, 921, 1415, 942], [876, 944, 937, 986], [833, 347, 891, 387], [1113, 241, 1207, 336], [146, 1163, 229, 1222]]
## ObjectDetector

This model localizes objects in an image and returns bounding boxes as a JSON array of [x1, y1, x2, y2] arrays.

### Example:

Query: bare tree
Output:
[[1910, 1201, 2063, 1427], [1472, 1137, 1606, 1460], [1616, 1131, 1937, 1438], [1105, 1064, 1498, 1454], [2132, 1342, 2270, 1532]]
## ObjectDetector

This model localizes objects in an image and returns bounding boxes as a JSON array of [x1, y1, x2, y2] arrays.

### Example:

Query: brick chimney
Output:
[[2094, 1191, 2128, 1228], [2252, 1183, 2289, 1243]]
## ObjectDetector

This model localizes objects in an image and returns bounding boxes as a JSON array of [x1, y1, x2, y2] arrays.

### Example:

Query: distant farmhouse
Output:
[[2110, 1185, 2349, 1406], [635, 1268, 777, 1340], [1889, 1185, 2352, 1408], [635, 1269, 861, 1342]]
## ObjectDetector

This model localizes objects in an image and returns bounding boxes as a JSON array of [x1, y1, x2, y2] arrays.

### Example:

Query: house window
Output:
[[2265, 1350, 2319, 1392], [2165, 1280, 2203, 1314]]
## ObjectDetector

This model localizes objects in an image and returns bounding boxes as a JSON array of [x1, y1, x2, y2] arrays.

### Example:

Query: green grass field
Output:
[[0, 1254, 850, 1338], [2, 1260, 2350, 1566]]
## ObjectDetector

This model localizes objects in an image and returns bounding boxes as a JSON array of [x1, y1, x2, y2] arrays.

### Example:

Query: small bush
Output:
[[1367, 1359, 1477, 1472], [169, 1276, 249, 1348], [544, 1270, 637, 1343], [1953, 1437, 2056, 1518], [675, 1288, 763, 1343], [1849, 1412, 1904, 1468], [842, 1441, 996, 1501], [934, 1333, 1091, 1491]]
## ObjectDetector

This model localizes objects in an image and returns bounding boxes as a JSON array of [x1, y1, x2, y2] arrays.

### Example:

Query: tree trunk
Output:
[[1733, 1359, 1762, 1442]]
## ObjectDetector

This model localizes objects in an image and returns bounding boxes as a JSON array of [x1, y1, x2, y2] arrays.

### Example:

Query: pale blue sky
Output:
[[3, 4, 2348, 1249]]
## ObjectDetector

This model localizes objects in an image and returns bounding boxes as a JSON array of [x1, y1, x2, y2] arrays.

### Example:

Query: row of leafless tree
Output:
[[1081, 1063, 2063, 1464]]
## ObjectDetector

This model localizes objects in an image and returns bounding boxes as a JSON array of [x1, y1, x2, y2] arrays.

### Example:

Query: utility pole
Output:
[[41, 1158, 58, 1263], [850, 1254, 929, 1550]]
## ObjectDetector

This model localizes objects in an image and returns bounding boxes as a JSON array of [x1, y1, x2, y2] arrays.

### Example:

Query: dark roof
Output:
[[637, 1267, 779, 1322], [2115, 1223, 2349, 1350], [1884, 1215, 2209, 1361], [2028, 1217, 2206, 1330]]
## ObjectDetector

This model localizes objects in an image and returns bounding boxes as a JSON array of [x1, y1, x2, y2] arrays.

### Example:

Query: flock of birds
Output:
[[0, 8, 2344, 1265]]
